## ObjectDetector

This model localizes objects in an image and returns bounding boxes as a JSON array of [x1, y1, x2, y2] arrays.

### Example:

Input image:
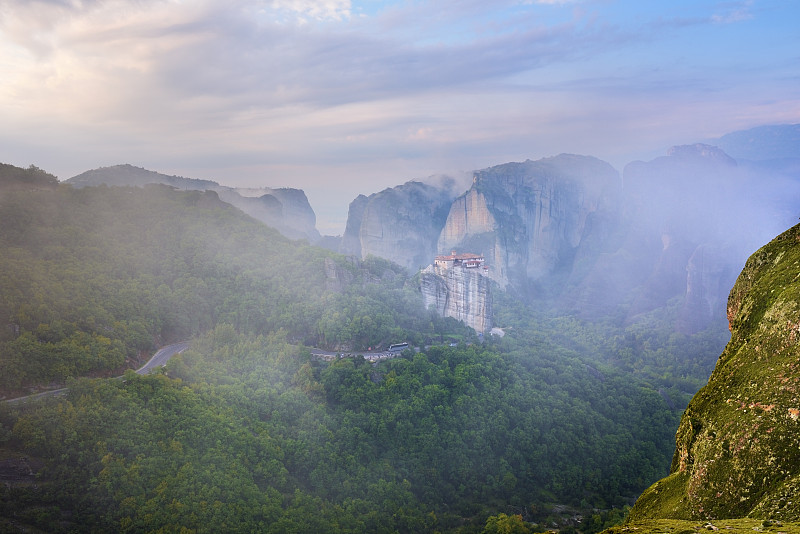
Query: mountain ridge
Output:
[[67, 164, 321, 243]]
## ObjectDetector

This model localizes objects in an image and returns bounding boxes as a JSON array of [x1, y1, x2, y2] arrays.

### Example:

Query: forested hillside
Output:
[[0, 167, 469, 396], [2, 326, 682, 532], [0, 163, 732, 532]]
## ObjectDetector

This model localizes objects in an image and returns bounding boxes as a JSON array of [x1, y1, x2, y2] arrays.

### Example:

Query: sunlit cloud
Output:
[[0, 0, 798, 232], [269, 0, 352, 22]]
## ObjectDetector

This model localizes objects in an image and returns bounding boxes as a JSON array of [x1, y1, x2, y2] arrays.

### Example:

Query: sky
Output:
[[1, 0, 799, 234]]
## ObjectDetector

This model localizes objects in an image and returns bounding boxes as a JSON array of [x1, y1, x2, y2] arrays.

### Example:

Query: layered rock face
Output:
[[67, 164, 321, 242], [437, 154, 621, 290], [420, 263, 492, 333], [339, 181, 456, 271], [629, 224, 800, 521]]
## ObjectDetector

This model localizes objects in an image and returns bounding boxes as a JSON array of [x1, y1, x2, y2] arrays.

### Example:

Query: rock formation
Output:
[[437, 154, 622, 291], [337, 137, 799, 334], [67, 164, 321, 242], [629, 223, 800, 521], [420, 256, 492, 333], [339, 180, 456, 271], [612, 143, 796, 330], [323, 257, 354, 293], [676, 245, 736, 334]]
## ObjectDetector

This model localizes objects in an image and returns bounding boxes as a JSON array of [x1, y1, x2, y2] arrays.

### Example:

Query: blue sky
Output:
[[1, 0, 798, 233]]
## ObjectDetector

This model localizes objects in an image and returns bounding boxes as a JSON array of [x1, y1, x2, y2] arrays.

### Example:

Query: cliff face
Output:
[[437, 154, 621, 290], [676, 245, 737, 334], [339, 194, 369, 258], [629, 223, 800, 522], [612, 143, 789, 330], [340, 181, 456, 271], [420, 264, 492, 333], [67, 165, 321, 242], [219, 187, 321, 242], [341, 146, 799, 333]]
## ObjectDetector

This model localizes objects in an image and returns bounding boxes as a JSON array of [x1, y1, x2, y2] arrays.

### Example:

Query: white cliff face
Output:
[[438, 189, 496, 248], [436, 154, 621, 290], [420, 264, 492, 333]]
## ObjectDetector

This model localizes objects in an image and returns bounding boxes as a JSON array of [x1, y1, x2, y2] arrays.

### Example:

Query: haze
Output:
[[1, 0, 798, 234]]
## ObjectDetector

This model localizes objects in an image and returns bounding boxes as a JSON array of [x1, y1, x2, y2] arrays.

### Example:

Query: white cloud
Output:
[[0, 0, 798, 233], [711, 0, 754, 24], [268, 0, 352, 22]]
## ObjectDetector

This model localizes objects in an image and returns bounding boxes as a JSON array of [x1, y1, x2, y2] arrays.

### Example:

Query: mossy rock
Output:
[[628, 223, 800, 522]]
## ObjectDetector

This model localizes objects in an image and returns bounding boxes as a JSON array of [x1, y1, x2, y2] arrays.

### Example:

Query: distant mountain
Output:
[[628, 223, 800, 522], [709, 123, 800, 162], [67, 164, 321, 242]]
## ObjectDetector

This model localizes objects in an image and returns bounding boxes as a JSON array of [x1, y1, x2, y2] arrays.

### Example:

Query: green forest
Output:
[[0, 164, 729, 532]]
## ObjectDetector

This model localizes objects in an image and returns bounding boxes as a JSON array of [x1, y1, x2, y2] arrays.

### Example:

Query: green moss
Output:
[[628, 472, 692, 521], [627, 223, 800, 522]]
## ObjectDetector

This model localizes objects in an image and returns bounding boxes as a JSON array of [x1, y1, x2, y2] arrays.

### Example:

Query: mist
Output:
[[2, 0, 800, 529]]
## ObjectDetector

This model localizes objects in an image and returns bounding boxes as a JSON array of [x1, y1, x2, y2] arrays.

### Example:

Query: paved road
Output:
[[2, 342, 191, 405], [135, 342, 190, 375]]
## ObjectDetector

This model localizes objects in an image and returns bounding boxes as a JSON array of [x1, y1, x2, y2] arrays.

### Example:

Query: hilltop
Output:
[[610, 223, 800, 533]]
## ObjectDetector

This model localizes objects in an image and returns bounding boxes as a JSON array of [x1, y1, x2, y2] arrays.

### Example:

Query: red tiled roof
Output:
[[435, 252, 484, 261]]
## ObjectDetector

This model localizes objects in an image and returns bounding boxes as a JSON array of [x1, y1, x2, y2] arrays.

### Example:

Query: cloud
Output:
[[8, 0, 597, 117], [268, 0, 352, 22], [0, 0, 798, 233], [711, 0, 754, 24]]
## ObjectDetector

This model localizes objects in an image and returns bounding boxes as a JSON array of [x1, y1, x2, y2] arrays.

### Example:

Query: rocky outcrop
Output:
[[340, 143, 799, 333], [323, 257, 354, 293], [629, 224, 800, 521], [67, 164, 321, 242], [437, 154, 622, 290], [218, 187, 321, 242], [612, 143, 796, 329], [339, 194, 369, 258], [340, 181, 456, 271], [420, 263, 492, 333]]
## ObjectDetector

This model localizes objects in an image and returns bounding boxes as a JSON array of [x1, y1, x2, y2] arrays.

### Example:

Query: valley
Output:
[[0, 124, 799, 533]]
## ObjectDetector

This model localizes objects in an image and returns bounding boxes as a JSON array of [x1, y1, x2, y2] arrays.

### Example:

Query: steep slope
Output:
[[629, 223, 800, 522], [67, 164, 321, 242], [437, 154, 622, 292], [564, 143, 799, 332], [420, 262, 492, 333], [339, 180, 456, 270]]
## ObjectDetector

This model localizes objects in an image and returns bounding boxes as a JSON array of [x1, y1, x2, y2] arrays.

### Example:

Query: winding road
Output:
[[134, 342, 190, 375], [2, 342, 191, 406], [4, 342, 409, 405]]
